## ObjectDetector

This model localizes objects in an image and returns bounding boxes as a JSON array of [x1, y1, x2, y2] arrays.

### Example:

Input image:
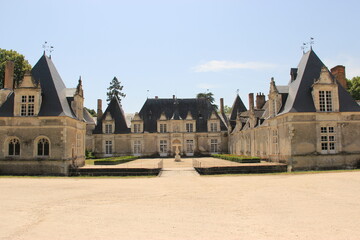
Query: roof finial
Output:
[[236, 89, 239, 95], [42, 41, 54, 58], [301, 37, 315, 54]]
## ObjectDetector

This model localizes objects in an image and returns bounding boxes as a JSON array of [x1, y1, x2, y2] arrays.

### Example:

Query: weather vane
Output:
[[42, 41, 54, 57], [301, 37, 315, 53], [236, 89, 239, 95]]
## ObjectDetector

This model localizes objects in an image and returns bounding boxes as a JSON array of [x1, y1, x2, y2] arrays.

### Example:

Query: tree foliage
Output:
[[0, 49, 31, 88], [85, 107, 97, 117], [347, 76, 360, 100], [106, 76, 126, 103], [196, 91, 218, 110]]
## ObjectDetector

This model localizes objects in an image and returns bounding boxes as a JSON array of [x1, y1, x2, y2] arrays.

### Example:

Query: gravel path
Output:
[[1, 170, 360, 240]]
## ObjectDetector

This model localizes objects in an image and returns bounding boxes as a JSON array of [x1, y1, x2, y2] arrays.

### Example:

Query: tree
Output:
[[196, 91, 218, 110], [347, 76, 360, 100], [106, 76, 126, 103], [85, 107, 97, 117], [0, 49, 32, 88]]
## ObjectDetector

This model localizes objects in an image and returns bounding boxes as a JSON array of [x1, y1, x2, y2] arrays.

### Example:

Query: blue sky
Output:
[[1, 0, 360, 113]]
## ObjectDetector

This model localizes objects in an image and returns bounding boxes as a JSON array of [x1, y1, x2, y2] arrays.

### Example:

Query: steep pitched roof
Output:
[[138, 98, 227, 133], [31, 54, 76, 117], [93, 97, 130, 134], [229, 94, 247, 130], [0, 54, 77, 118], [280, 49, 360, 113]]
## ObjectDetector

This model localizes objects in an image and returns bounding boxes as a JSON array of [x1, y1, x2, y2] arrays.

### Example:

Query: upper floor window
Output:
[[159, 124, 167, 133], [186, 123, 194, 132], [105, 124, 113, 134], [133, 124, 141, 133], [319, 91, 332, 112], [21, 95, 35, 116], [320, 126, 336, 153], [8, 138, 20, 156], [37, 138, 50, 156], [210, 123, 218, 132]]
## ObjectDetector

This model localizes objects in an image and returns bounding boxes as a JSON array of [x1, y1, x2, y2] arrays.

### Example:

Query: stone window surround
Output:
[[5, 137, 21, 157], [34, 136, 51, 157], [319, 125, 337, 154]]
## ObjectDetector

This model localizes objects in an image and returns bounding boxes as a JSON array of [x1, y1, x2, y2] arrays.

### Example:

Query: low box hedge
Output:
[[94, 156, 138, 165], [212, 154, 261, 163]]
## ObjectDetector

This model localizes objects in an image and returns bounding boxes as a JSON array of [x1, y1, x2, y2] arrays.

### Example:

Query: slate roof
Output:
[[0, 54, 77, 118], [229, 95, 247, 130], [280, 49, 360, 113], [138, 98, 227, 133], [93, 97, 130, 134]]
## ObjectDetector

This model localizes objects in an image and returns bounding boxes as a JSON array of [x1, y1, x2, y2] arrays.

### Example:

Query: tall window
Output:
[[134, 140, 141, 154], [105, 124, 113, 134], [186, 139, 194, 153], [159, 140, 167, 153], [319, 91, 332, 112], [159, 124, 167, 133], [37, 138, 49, 156], [210, 123, 218, 132], [210, 139, 218, 153], [320, 126, 336, 153], [133, 124, 141, 133], [21, 95, 35, 116], [8, 138, 20, 156], [105, 140, 113, 154], [186, 123, 194, 132]]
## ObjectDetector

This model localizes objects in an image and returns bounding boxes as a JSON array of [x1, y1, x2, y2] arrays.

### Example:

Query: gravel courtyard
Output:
[[1, 163, 360, 240]]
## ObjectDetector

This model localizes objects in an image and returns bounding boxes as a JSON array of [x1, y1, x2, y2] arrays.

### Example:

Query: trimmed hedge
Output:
[[212, 154, 261, 163], [94, 156, 138, 165]]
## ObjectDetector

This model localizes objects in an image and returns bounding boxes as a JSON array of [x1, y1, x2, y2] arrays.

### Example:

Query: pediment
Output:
[[314, 66, 336, 85], [18, 73, 39, 88], [159, 112, 167, 120], [185, 111, 193, 120], [209, 111, 218, 120], [104, 112, 113, 120], [132, 112, 142, 121]]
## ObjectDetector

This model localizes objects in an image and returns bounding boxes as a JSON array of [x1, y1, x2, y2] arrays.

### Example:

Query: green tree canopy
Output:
[[196, 91, 218, 110], [106, 76, 126, 103], [347, 76, 360, 100], [85, 107, 97, 117], [0, 49, 31, 88]]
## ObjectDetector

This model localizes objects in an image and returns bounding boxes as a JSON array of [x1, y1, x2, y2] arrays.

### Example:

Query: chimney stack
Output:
[[256, 93, 266, 110], [248, 93, 254, 111], [220, 98, 225, 115], [4, 61, 14, 89], [173, 95, 175, 100], [155, 96, 158, 99], [97, 99, 103, 120], [331, 65, 347, 89]]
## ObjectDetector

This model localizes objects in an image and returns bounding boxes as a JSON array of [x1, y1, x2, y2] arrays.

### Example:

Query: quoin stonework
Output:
[[1, 49, 360, 175]]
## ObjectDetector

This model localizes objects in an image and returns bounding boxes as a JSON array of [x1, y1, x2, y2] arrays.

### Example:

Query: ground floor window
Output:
[[320, 126, 336, 153], [105, 140, 113, 154], [133, 140, 142, 154], [186, 139, 194, 153], [8, 138, 20, 156], [160, 140, 168, 153], [37, 138, 49, 156], [210, 139, 218, 153]]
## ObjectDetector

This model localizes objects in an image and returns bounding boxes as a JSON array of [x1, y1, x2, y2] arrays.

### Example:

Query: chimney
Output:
[[4, 61, 14, 89], [220, 98, 225, 115], [97, 99, 103, 120], [331, 65, 347, 89], [248, 93, 254, 111], [173, 95, 175, 100], [155, 96, 158, 99], [290, 68, 298, 82], [256, 93, 266, 110]]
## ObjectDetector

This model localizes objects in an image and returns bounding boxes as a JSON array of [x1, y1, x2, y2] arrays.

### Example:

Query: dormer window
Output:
[[21, 95, 35, 116], [186, 123, 194, 132], [133, 124, 141, 133], [105, 124, 113, 134], [319, 91, 332, 112], [210, 122, 218, 132], [159, 123, 167, 133]]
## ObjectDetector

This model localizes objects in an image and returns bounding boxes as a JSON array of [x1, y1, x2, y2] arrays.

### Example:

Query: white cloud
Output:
[[193, 60, 277, 72]]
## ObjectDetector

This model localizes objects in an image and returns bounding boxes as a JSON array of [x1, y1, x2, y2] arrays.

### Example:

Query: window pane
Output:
[[9, 142, 14, 155], [321, 143, 328, 150], [44, 141, 49, 156], [15, 142, 20, 155]]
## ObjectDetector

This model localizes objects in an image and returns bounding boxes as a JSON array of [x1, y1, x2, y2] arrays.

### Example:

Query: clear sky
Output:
[[1, 0, 360, 113]]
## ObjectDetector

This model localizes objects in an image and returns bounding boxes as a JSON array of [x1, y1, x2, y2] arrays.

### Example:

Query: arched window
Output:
[[37, 138, 50, 156], [8, 138, 20, 156]]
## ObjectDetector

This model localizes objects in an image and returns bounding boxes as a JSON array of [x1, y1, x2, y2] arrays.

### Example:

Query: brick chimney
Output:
[[220, 98, 225, 115], [4, 61, 14, 89], [256, 93, 266, 110], [97, 99, 103, 121], [248, 93, 254, 111], [331, 65, 347, 89]]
